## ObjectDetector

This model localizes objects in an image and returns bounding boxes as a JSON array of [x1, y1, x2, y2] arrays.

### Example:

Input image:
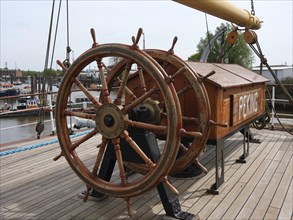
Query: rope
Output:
[[63, 0, 71, 67], [42, 0, 56, 105], [48, 0, 63, 94], [204, 13, 212, 61], [0, 130, 92, 157], [249, 40, 293, 135], [65, 0, 73, 130], [36, 0, 57, 139], [249, 42, 293, 105]]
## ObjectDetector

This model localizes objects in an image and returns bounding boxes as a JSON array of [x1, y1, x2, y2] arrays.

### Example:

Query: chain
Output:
[[251, 0, 255, 15]]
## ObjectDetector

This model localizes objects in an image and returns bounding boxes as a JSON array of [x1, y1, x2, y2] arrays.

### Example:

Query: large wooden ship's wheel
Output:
[[55, 37, 183, 199], [145, 47, 211, 175], [107, 40, 211, 175]]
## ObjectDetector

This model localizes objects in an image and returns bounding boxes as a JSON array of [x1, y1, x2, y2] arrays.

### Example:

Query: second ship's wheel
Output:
[[108, 44, 211, 175], [55, 41, 182, 199], [145, 48, 211, 175]]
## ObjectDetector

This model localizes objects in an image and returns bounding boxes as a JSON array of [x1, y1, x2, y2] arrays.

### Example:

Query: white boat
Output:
[[16, 97, 38, 110], [0, 83, 20, 97], [20, 85, 32, 94]]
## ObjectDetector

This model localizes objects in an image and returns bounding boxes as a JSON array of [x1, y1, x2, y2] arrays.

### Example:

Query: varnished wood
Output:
[[187, 62, 269, 141]]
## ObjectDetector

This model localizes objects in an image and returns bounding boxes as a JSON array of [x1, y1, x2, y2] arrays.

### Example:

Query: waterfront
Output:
[[1, 108, 291, 146], [0, 83, 291, 146], [0, 89, 116, 146], [0, 115, 55, 145]]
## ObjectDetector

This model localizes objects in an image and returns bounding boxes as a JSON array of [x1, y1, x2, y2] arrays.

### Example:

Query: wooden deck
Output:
[[0, 128, 292, 219]]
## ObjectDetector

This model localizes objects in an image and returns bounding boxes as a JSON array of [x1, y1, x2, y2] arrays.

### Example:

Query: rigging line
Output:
[[218, 28, 226, 63], [217, 27, 232, 63], [48, 0, 63, 94], [204, 13, 212, 61], [65, 0, 73, 130], [66, 0, 69, 48], [40, 0, 56, 124], [43, 0, 56, 95], [66, 0, 71, 64], [249, 39, 292, 135], [250, 42, 293, 104]]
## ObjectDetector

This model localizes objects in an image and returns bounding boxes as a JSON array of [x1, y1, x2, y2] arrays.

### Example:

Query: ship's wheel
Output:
[[55, 38, 183, 199], [107, 42, 211, 175]]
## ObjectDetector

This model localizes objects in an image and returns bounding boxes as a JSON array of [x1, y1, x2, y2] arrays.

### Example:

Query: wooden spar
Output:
[[172, 0, 262, 30]]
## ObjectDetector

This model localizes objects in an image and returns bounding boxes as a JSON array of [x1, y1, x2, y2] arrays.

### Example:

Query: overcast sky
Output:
[[1, 0, 292, 71]]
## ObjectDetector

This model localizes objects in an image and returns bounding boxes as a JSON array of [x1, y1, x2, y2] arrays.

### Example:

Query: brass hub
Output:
[[139, 98, 161, 124], [96, 103, 126, 139]]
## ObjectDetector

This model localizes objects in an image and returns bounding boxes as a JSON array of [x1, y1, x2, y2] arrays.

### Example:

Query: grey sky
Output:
[[1, 0, 292, 71]]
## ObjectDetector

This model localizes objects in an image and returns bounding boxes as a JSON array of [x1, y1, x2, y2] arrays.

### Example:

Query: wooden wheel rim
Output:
[[146, 49, 211, 175], [109, 49, 211, 175], [56, 44, 181, 198]]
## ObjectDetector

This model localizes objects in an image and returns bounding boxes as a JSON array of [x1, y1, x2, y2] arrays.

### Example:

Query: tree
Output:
[[188, 23, 255, 69], [22, 70, 42, 77]]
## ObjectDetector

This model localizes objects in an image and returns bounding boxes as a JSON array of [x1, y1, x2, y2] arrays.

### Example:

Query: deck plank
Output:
[[199, 131, 274, 219], [222, 135, 287, 219], [189, 132, 272, 218], [249, 157, 292, 219], [277, 179, 293, 220], [0, 128, 292, 220]]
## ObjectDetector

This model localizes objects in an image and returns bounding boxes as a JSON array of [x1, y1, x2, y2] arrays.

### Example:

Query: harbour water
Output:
[[0, 84, 57, 145], [1, 83, 291, 145], [0, 88, 118, 146], [0, 115, 55, 145]]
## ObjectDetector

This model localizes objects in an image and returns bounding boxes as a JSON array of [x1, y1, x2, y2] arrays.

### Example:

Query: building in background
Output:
[[0, 69, 23, 79], [252, 65, 293, 83]]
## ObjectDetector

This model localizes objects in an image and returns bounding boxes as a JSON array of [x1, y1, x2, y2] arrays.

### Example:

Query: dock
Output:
[[0, 128, 292, 219]]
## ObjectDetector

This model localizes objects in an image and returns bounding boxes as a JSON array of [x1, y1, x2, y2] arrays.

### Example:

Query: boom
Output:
[[172, 0, 262, 29]]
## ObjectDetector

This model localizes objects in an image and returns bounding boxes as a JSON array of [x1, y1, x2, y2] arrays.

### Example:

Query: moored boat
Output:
[[0, 83, 20, 97]]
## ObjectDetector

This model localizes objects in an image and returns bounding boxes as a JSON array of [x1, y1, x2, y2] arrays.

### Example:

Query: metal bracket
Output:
[[207, 139, 225, 195], [81, 127, 197, 219], [236, 128, 250, 163]]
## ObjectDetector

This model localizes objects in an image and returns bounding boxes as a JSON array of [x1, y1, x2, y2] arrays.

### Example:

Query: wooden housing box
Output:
[[187, 62, 270, 141]]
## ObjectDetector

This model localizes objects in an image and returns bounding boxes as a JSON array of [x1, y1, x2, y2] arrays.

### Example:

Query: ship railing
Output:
[[266, 84, 293, 130]]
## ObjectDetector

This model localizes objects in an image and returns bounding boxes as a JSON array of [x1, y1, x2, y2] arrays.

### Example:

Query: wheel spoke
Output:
[[92, 136, 108, 175], [125, 119, 167, 134], [112, 137, 127, 184], [101, 61, 112, 73], [56, 42, 183, 199], [170, 67, 187, 80], [124, 85, 137, 101], [120, 130, 155, 170], [64, 110, 96, 120], [161, 176, 179, 195], [138, 66, 147, 94], [179, 143, 188, 154], [97, 60, 111, 103], [177, 85, 192, 97], [116, 78, 137, 101], [114, 62, 132, 105], [122, 86, 157, 114], [161, 112, 199, 124], [70, 128, 99, 152], [73, 78, 102, 108], [179, 128, 202, 139]]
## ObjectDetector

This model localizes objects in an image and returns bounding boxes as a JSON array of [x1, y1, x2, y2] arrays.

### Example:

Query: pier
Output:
[[0, 128, 292, 219]]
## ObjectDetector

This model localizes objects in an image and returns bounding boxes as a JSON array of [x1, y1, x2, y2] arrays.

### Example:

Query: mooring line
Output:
[[0, 130, 92, 157]]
